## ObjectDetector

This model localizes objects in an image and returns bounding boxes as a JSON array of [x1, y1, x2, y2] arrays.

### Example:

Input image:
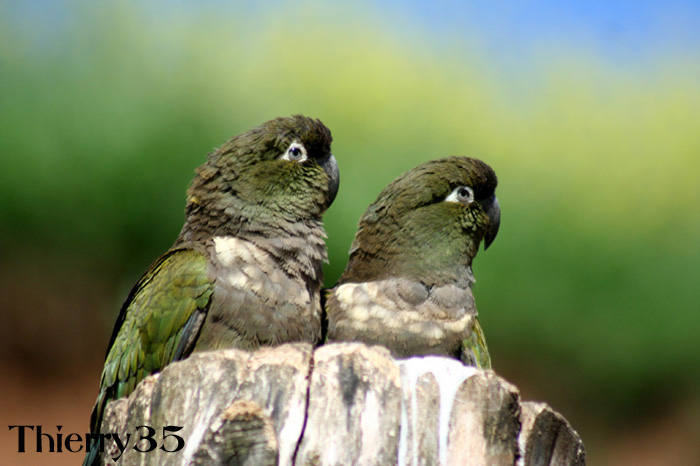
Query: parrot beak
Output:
[[479, 195, 500, 250], [321, 153, 340, 206]]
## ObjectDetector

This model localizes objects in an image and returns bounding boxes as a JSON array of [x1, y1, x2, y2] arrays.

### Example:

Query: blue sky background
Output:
[[8, 1, 700, 61], [398, 1, 700, 57], [6, 0, 699, 109]]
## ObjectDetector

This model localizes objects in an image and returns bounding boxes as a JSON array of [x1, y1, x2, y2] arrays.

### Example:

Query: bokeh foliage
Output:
[[2, 0, 700, 451]]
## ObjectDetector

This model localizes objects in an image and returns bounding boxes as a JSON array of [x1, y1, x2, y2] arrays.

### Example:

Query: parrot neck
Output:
[[341, 249, 476, 289], [173, 201, 328, 281], [175, 190, 316, 239], [341, 224, 479, 288]]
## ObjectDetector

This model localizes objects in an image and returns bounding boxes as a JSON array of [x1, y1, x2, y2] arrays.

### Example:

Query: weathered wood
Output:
[[193, 400, 277, 466], [398, 367, 441, 465], [447, 369, 520, 465], [102, 348, 250, 465], [295, 343, 402, 465], [519, 402, 586, 466], [397, 357, 520, 466], [102, 374, 160, 465], [234, 343, 312, 465], [99, 343, 585, 465]]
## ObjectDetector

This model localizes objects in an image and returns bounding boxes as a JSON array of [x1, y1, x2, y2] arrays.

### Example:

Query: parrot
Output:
[[325, 156, 499, 368], [83, 115, 339, 465]]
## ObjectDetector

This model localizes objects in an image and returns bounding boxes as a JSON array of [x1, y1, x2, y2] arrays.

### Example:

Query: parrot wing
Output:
[[89, 247, 214, 435], [460, 317, 492, 369]]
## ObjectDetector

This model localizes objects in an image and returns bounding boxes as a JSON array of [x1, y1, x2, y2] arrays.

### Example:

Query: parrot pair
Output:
[[84, 115, 500, 465]]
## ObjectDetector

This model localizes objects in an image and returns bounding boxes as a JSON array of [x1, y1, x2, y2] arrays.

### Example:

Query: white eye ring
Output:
[[445, 186, 475, 205], [281, 140, 308, 163]]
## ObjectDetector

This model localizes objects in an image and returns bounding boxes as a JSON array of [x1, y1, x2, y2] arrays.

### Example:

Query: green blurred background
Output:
[[1, 1, 699, 464]]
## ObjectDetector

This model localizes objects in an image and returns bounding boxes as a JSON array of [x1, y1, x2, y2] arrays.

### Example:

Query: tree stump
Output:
[[99, 342, 585, 465]]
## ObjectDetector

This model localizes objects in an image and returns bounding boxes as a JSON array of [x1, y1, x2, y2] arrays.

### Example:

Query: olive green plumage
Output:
[[84, 115, 338, 466], [326, 156, 499, 368]]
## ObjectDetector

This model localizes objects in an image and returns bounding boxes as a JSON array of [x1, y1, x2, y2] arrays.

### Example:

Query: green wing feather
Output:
[[89, 248, 214, 433], [460, 317, 492, 369]]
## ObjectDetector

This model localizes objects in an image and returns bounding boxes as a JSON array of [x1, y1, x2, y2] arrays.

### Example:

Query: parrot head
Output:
[[177, 115, 338, 242], [340, 156, 499, 286]]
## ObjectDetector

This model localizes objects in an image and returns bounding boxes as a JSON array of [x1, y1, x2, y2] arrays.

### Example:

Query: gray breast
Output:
[[193, 236, 322, 351], [328, 278, 478, 358]]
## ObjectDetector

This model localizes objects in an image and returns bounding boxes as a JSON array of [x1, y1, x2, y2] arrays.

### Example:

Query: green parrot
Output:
[[325, 156, 499, 368], [84, 115, 338, 465]]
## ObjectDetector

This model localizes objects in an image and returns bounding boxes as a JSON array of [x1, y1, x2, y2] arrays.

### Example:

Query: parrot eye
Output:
[[282, 141, 308, 163], [445, 186, 475, 205]]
